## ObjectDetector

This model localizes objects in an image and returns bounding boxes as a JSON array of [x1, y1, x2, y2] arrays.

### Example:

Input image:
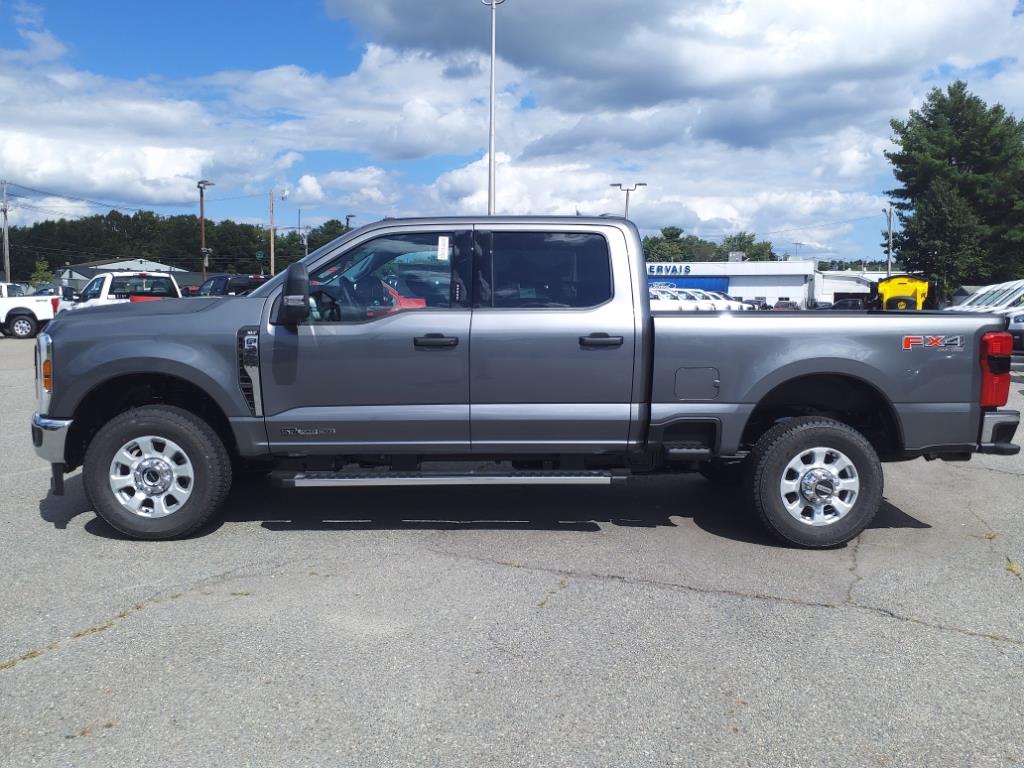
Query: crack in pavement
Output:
[[0, 554, 310, 673], [960, 487, 1023, 590], [426, 548, 1024, 648], [843, 535, 864, 605]]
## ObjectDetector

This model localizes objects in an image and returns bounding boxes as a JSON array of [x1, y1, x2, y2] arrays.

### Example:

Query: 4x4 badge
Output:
[[902, 335, 965, 351]]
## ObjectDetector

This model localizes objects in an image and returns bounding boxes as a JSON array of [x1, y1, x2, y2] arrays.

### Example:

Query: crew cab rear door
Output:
[[469, 226, 636, 451], [260, 227, 474, 453]]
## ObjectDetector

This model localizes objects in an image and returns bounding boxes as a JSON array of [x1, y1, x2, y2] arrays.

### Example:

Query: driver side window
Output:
[[307, 232, 462, 324]]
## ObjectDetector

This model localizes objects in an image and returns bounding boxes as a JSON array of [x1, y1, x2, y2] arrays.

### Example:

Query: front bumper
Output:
[[978, 410, 1020, 455], [31, 412, 72, 464]]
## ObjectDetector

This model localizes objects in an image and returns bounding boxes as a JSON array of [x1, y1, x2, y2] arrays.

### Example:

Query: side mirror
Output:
[[61, 286, 75, 301], [278, 262, 310, 325]]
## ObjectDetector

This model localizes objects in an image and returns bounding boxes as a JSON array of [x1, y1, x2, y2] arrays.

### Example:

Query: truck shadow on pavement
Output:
[[40, 473, 929, 548]]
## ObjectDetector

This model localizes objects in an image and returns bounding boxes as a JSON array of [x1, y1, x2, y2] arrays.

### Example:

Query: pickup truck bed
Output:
[[30, 216, 1020, 547]]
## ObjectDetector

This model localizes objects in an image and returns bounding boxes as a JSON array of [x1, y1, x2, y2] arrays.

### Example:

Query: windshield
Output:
[[984, 284, 1024, 308], [974, 283, 1017, 307], [962, 284, 1006, 306]]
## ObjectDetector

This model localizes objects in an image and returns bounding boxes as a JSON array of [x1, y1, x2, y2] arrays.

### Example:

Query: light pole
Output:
[[883, 205, 894, 277], [345, 214, 356, 230], [197, 179, 214, 280], [609, 182, 646, 219], [481, 0, 506, 215]]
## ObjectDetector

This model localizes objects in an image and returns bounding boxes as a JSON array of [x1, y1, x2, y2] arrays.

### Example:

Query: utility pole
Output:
[[791, 241, 805, 259], [268, 190, 275, 276], [298, 209, 308, 258], [268, 188, 289, 275], [481, 0, 506, 215], [610, 182, 646, 219], [883, 205, 894, 277], [1, 180, 10, 284], [197, 180, 214, 280], [345, 214, 356, 230]]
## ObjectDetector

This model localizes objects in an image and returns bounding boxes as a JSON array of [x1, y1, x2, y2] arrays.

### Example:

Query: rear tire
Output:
[[83, 405, 233, 540], [743, 416, 883, 548], [8, 315, 38, 339]]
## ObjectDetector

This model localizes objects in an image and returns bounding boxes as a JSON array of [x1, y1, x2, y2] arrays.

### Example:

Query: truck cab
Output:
[[68, 272, 182, 312]]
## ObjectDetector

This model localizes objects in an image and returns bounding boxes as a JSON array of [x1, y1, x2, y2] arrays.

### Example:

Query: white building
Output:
[[647, 261, 816, 307]]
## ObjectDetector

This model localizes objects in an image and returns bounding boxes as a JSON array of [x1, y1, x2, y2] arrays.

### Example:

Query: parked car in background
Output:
[[649, 287, 709, 311], [64, 272, 181, 312], [772, 300, 801, 311], [0, 282, 58, 338], [196, 274, 269, 297], [32, 285, 59, 296], [742, 299, 769, 311], [666, 288, 716, 311], [830, 298, 866, 310], [702, 290, 751, 311], [811, 301, 833, 310], [1008, 311, 1024, 351]]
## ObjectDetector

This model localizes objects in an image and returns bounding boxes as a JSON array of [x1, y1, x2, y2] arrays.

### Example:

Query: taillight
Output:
[[50, 297, 59, 314], [42, 359, 53, 393], [980, 331, 1013, 408]]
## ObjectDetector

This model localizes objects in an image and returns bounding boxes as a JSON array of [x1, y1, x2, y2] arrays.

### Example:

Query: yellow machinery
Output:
[[874, 275, 931, 310]]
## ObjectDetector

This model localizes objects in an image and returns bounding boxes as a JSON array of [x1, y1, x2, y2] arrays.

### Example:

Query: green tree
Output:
[[895, 179, 988, 292], [886, 80, 1024, 282], [307, 219, 348, 252], [716, 231, 777, 261], [29, 259, 54, 285]]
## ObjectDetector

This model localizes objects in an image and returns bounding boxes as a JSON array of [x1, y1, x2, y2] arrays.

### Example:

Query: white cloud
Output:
[[0, 0, 1019, 262]]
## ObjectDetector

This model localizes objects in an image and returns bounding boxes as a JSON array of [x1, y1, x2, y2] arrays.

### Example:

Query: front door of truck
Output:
[[469, 227, 637, 452], [260, 229, 473, 454]]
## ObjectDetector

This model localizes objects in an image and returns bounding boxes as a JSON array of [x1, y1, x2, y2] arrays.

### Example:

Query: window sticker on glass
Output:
[[437, 235, 450, 261]]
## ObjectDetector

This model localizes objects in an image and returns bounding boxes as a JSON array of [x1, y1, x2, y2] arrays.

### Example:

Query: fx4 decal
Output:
[[902, 335, 965, 351]]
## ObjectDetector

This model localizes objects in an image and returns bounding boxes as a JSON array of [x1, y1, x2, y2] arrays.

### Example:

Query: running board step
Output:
[[274, 470, 626, 488]]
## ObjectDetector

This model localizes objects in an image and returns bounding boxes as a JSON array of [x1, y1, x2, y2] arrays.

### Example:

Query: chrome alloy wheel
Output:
[[108, 436, 195, 518], [779, 446, 860, 526], [11, 318, 33, 337]]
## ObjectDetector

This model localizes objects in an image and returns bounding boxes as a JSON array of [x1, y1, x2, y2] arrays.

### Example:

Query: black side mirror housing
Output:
[[61, 286, 75, 301], [277, 262, 310, 325]]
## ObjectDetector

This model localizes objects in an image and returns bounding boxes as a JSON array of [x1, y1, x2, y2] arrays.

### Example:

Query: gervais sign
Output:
[[647, 264, 692, 276]]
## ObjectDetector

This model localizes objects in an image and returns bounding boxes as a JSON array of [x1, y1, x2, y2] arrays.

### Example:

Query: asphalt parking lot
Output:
[[2, 338, 1023, 767]]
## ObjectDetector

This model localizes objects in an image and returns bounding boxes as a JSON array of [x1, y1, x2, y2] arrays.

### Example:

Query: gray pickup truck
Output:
[[31, 217, 1020, 547]]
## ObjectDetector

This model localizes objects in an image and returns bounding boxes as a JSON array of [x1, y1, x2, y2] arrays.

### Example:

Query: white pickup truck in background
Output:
[[0, 283, 58, 338], [63, 271, 182, 312]]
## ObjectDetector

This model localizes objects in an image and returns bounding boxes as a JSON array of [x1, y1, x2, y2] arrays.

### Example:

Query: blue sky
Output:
[[1, 0, 1023, 261]]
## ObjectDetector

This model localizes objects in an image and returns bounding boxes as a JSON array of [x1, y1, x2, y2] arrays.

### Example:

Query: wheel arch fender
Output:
[[739, 363, 904, 455]]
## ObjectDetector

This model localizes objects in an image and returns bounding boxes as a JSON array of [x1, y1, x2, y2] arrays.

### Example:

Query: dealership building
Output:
[[646, 261, 888, 307]]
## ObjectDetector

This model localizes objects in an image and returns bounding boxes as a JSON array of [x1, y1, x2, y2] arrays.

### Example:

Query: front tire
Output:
[[744, 417, 883, 548], [83, 405, 233, 539], [8, 315, 38, 339]]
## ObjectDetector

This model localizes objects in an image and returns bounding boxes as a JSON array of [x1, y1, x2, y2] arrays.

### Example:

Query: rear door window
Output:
[[476, 232, 612, 309]]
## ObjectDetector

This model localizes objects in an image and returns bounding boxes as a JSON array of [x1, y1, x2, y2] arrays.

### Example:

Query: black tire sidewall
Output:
[[752, 422, 883, 547], [84, 408, 227, 539]]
